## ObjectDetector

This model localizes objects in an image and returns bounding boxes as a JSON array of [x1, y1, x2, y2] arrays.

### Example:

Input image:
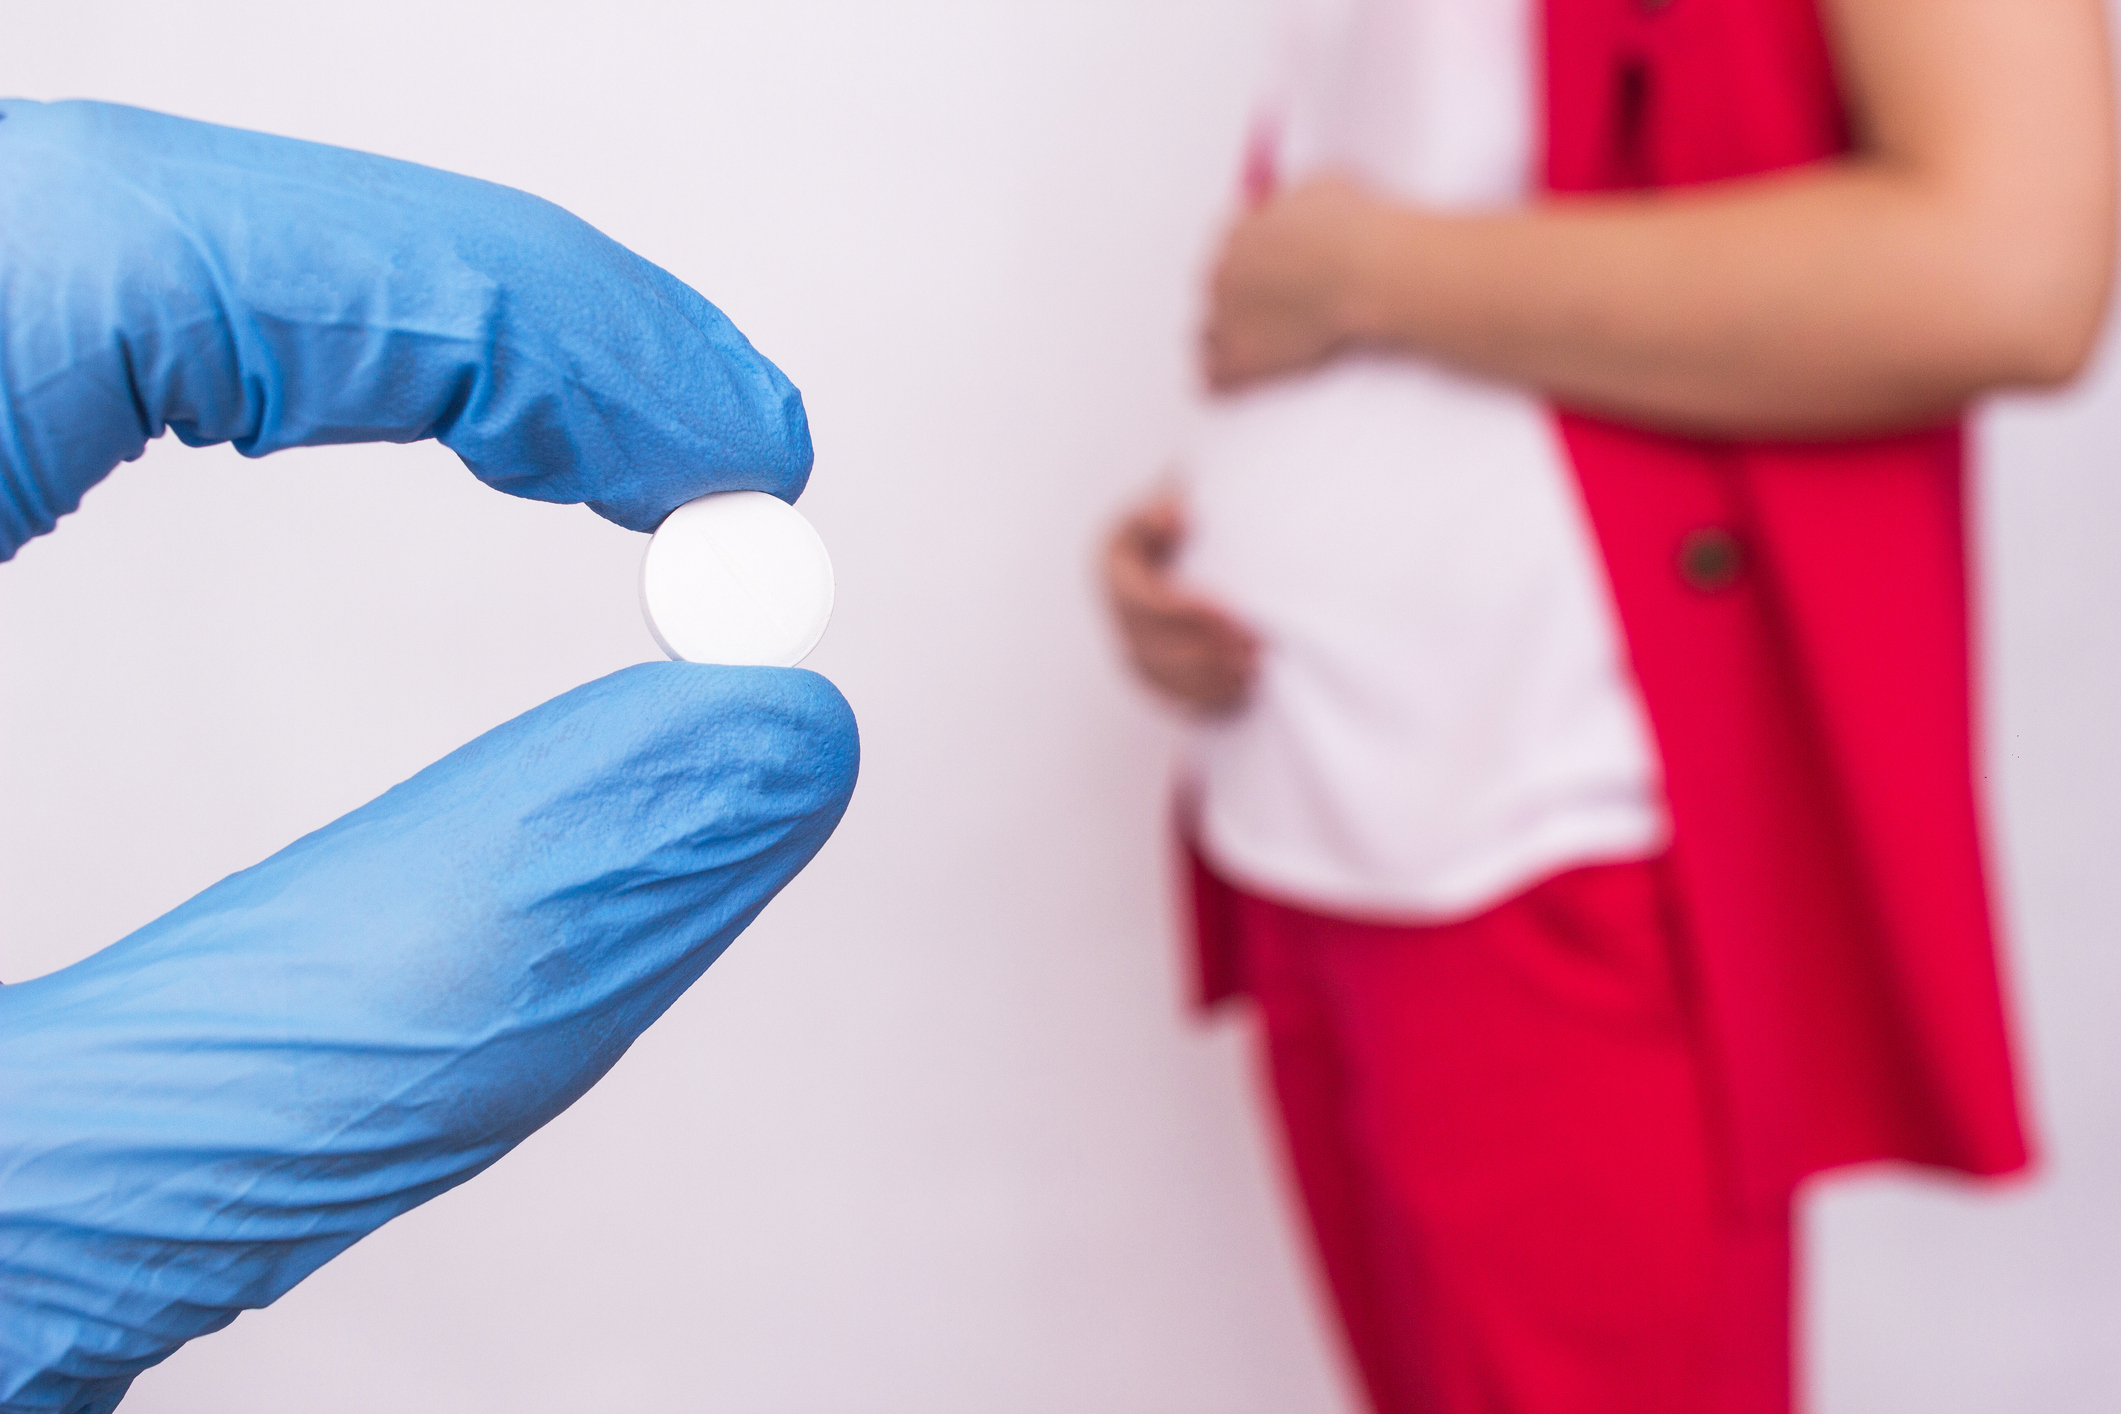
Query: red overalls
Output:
[[1187, 1, 2032, 1408]]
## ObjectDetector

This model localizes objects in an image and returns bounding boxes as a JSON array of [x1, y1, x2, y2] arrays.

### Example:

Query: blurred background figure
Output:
[[6, 4, 2121, 1411], [1105, 0, 2115, 1410]]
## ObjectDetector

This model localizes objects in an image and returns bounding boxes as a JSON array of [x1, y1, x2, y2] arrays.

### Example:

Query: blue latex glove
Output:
[[0, 100, 859, 1414]]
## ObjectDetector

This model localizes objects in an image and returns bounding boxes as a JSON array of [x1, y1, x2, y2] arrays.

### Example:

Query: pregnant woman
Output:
[[1104, 0, 2114, 1409]]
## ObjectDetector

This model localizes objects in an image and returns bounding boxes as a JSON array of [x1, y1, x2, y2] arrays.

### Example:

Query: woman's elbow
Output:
[[2000, 292, 2109, 390], [1968, 237, 2115, 391], [2017, 310, 2108, 389]]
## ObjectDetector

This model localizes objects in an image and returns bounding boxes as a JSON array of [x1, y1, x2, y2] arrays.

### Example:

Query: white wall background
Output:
[[0, 4, 2115, 1410]]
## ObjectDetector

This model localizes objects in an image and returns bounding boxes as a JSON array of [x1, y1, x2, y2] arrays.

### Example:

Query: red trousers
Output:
[[1200, 853, 1794, 1414]]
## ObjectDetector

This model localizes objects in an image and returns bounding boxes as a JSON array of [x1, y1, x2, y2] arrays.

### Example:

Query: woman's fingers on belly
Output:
[[1103, 489, 1259, 712], [1128, 604, 1258, 713]]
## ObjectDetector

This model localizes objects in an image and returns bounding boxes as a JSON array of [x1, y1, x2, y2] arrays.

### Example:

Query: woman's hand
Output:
[[1201, 176, 1391, 393], [1103, 490, 1259, 715]]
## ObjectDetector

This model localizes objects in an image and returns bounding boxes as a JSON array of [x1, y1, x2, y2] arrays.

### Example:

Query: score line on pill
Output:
[[640, 491, 835, 668]]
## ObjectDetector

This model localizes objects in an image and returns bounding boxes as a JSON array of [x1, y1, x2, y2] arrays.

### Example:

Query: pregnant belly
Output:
[[1179, 355, 1608, 708], [1175, 355, 1663, 911]]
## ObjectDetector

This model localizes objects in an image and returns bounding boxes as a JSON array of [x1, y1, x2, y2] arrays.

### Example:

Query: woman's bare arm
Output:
[[1203, 0, 2117, 437]]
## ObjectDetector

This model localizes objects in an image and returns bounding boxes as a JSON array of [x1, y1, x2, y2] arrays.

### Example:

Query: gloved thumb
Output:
[[0, 662, 857, 1414]]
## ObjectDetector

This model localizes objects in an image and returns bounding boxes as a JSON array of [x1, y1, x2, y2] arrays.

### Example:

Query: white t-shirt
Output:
[[1178, 0, 1667, 919]]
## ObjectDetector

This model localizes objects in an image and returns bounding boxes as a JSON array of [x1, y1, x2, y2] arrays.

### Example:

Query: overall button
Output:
[[1677, 527, 1743, 591]]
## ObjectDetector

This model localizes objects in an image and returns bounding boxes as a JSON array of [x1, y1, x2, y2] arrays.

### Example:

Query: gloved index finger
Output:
[[0, 99, 811, 562]]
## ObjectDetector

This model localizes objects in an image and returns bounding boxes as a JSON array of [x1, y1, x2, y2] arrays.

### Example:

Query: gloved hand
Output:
[[0, 100, 859, 1414]]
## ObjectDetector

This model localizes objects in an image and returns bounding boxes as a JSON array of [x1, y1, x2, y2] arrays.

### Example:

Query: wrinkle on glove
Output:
[[0, 663, 859, 1414], [0, 98, 812, 560]]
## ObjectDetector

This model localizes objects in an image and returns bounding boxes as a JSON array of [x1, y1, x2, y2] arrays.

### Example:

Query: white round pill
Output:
[[640, 491, 834, 667]]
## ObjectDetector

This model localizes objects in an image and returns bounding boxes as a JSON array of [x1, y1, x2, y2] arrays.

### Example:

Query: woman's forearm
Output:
[[1338, 161, 2110, 437]]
